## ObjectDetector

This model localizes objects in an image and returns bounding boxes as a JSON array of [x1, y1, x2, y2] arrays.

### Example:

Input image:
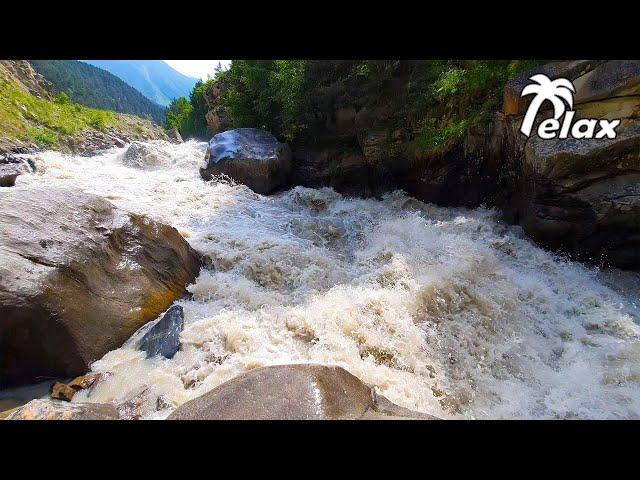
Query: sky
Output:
[[164, 60, 231, 80]]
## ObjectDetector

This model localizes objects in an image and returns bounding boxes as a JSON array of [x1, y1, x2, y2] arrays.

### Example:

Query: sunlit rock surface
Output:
[[6, 399, 119, 420], [168, 364, 437, 420], [0, 187, 201, 387], [200, 128, 292, 194]]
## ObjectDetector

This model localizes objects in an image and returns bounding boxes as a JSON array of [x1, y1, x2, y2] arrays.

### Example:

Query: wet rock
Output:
[[68, 372, 102, 391], [122, 141, 169, 169], [5, 399, 119, 420], [137, 305, 184, 359], [200, 128, 292, 194], [0, 187, 201, 387], [0, 406, 20, 419], [167, 128, 183, 143], [50, 382, 75, 401], [519, 119, 640, 268], [0, 155, 32, 187], [110, 136, 126, 148], [116, 387, 153, 420], [168, 364, 437, 420]]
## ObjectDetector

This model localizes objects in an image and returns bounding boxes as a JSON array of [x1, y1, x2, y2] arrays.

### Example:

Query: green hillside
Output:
[[0, 60, 167, 153], [29, 60, 166, 124]]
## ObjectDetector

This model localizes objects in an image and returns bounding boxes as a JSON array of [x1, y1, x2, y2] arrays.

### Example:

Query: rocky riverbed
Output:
[[1, 139, 639, 419]]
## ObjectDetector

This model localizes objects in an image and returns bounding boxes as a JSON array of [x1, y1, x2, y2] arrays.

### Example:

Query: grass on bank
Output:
[[0, 78, 118, 149]]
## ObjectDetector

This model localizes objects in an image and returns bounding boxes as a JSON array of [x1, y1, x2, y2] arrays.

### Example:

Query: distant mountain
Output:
[[29, 60, 166, 124], [83, 60, 199, 107]]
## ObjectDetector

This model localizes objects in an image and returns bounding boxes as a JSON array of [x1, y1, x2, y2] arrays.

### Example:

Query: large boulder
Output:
[[5, 399, 119, 420], [121, 141, 169, 169], [519, 119, 640, 268], [200, 128, 292, 194], [168, 364, 437, 420], [0, 187, 201, 387]]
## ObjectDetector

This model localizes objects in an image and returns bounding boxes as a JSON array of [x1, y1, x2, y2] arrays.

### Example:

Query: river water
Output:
[[13, 140, 640, 419]]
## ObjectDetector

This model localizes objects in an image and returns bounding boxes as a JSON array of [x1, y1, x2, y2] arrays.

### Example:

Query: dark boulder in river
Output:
[[137, 305, 184, 359], [200, 128, 292, 194], [168, 364, 438, 420], [0, 187, 201, 388]]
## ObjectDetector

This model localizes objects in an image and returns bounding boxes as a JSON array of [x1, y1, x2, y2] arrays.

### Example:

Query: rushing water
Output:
[[12, 140, 640, 419]]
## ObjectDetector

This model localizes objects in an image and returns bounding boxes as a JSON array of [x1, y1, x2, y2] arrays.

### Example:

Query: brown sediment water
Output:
[[5, 139, 639, 419]]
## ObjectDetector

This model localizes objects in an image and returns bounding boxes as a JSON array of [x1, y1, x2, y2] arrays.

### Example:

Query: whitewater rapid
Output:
[[14, 140, 640, 419]]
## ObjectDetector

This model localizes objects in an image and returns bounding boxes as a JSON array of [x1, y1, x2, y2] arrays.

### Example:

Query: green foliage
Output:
[[30, 60, 166, 124], [0, 76, 120, 149], [163, 79, 215, 139], [220, 60, 308, 138], [355, 63, 371, 80], [184, 79, 215, 137], [54, 91, 71, 105], [405, 118, 469, 159], [405, 60, 543, 159], [269, 60, 307, 139], [89, 114, 107, 131], [164, 96, 193, 132], [30, 128, 58, 148]]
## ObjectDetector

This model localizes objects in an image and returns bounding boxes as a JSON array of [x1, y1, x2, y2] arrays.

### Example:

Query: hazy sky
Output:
[[164, 60, 231, 80]]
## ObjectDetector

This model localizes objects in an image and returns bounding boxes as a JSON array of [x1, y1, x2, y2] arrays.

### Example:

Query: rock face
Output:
[[0, 60, 53, 100], [200, 128, 292, 194], [168, 364, 437, 420], [0, 155, 33, 187], [137, 305, 184, 359], [502, 60, 640, 268], [167, 128, 183, 143], [0, 187, 201, 387], [5, 399, 119, 420], [518, 120, 640, 267], [203, 81, 233, 135], [121, 141, 169, 169], [503, 61, 602, 116]]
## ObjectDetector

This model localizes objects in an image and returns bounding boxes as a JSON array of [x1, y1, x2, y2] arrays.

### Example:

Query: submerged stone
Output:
[[137, 305, 184, 359]]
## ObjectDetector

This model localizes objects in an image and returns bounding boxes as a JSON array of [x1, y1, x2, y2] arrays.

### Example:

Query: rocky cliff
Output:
[[203, 60, 639, 269]]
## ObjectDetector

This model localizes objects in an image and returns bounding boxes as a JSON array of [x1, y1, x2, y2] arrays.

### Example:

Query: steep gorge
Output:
[[202, 60, 640, 269]]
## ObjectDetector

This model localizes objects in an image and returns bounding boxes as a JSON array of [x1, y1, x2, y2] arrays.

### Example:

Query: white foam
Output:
[[17, 140, 640, 419]]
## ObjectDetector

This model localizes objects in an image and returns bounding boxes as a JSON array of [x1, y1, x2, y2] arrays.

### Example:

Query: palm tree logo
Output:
[[520, 74, 576, 137]]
